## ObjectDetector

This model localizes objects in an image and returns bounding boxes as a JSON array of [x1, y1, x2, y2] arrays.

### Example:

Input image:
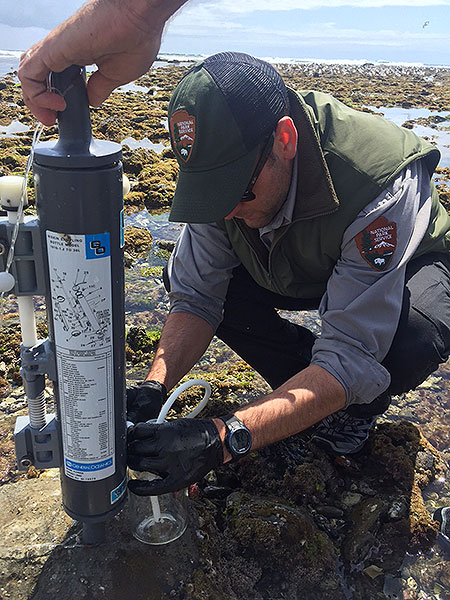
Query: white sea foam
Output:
[[157, 52, 450, 70], [1, 49, 449, 77], [0, 50, 22, 59]]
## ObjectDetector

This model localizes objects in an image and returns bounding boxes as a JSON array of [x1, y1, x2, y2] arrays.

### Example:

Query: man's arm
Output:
[[312, 161, 431, 406], [18, 0, 187, 125], [213, 364, 346, 462], [145, 311, 214, 392]]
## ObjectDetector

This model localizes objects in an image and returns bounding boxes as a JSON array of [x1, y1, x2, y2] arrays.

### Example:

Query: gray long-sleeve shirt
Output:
[[166, 159, 431, 406]]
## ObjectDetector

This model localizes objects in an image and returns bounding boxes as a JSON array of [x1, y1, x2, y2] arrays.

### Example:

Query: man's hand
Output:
[[127, 419, 224, 495], [18, 0, 187, 125], [126, 380, 167, 424]]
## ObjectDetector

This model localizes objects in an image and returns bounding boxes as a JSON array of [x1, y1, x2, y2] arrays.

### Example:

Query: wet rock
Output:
[[343, 497, 386, 563], [123, 190, 146, 214], [157, 239, 176, 253], [202, 485, 231, 500], [123, 226, 153, 267], [387, 497, 409, 520], [125, 325, 161, 365], [122, 146, 157, 175], [368, 421, 441, 552], [224, 493, 344, 598], [341, 491, 362, 508], [357, 481, 377, 496], [281, 461, 327, 504], [316, 505, 345, 519]]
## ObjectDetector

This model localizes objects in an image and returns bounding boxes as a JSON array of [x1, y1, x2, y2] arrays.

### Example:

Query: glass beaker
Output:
[[128, 469, 188, 545]]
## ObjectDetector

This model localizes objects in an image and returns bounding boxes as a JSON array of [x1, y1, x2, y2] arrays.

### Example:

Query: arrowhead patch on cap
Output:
[[170, 110, 196, 163], [355, 216, 397, 271]]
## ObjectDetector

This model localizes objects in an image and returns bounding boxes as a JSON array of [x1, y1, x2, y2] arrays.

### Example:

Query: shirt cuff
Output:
[[169, 301, 222, 332], [311, 340, 391, 407]]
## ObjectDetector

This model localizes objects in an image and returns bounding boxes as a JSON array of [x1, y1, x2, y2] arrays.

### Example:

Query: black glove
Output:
[[127, 418, 224, 495], [126, 380, 167, 424]]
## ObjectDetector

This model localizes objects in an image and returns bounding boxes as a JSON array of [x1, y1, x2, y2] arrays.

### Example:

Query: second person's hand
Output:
[[18, 0, 187, 125]]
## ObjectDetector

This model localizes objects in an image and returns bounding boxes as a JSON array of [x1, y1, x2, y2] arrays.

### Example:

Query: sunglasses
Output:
[[240, 131, 275, 202]]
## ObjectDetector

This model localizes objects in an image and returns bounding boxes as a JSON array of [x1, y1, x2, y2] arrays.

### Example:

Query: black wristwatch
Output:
[[219, 414, 252, 460]]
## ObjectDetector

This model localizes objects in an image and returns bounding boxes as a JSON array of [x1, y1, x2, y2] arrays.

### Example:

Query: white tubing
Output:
[[17, 296, 38, 348], [156, 379, 211, 424], [151, 495, 162, 523]]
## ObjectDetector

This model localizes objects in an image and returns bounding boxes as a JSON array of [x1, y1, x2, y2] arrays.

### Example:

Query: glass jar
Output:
[[128, 469, 188, 545]]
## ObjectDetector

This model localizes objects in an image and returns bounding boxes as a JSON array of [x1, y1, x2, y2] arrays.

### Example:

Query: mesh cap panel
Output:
[[201, 52, 289, 150]]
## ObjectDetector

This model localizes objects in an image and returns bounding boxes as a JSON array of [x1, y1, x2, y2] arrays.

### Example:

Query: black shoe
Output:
[[312, 410, 379, 454]]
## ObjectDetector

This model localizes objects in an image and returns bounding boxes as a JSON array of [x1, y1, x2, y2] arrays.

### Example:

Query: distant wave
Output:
[[157, 53, 208, 63], [260, 56, 450, 69], [157, 52, 449, 69], [0, 50, 22, 59], [0, 49, 448, 72]]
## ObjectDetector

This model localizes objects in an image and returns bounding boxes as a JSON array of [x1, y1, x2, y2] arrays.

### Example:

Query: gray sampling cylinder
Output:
[[33, 66, 127, 543]]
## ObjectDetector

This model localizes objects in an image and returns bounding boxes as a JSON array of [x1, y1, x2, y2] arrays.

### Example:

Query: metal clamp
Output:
[[21, 338, 57, 383], [0, 217, 45, 296], [14, 414, 61, 470]]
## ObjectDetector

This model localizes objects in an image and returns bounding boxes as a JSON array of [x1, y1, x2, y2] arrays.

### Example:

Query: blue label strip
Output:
[[65, 457, 113, 472], [111, 476, 128, 504], [120, 210, 125, 248]]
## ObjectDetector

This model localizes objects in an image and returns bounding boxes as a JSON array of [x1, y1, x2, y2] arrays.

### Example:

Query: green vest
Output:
[[221, 89, 449, 299]]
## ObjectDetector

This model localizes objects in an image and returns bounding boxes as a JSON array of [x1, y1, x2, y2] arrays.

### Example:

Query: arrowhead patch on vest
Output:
[[170, 110, 196, 163], [355, 216, 397, 271]]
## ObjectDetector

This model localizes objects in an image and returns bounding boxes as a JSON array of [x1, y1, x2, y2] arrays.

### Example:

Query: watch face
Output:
[[229, 428, 251, 454]]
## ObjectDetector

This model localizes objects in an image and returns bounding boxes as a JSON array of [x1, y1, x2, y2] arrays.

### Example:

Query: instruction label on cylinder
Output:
[[47, 231, 115, 482]]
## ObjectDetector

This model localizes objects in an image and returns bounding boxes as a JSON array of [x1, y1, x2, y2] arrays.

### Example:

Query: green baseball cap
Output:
[[168, 52, 289, 223]]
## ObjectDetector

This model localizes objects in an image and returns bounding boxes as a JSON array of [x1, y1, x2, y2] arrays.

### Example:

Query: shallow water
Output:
[[366, 106, 450, 168], [121, 136, 169, 153], [0, 120, 30, 137], [116, 82, 150, 93]]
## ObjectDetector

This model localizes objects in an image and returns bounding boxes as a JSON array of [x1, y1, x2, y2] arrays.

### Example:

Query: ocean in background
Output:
[[1, 49, 450, 79], [0, 49, 21, 76]]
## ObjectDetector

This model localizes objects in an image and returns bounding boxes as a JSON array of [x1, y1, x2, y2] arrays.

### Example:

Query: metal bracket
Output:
[[14, 414, 61, 470], [0, 216, 46, 296], [21, 339, 57, 384]]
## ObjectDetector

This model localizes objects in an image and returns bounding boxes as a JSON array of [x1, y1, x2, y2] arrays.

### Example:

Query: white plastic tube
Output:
[[17, 297, 38, 348], [156, 379, 212, 423]]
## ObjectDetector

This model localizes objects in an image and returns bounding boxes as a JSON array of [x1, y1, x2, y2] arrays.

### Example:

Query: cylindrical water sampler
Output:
[[32, 66, 127, 543]]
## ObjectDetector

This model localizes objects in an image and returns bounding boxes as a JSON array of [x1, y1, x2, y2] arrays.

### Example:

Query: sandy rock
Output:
[[0, 470, 199, 600]]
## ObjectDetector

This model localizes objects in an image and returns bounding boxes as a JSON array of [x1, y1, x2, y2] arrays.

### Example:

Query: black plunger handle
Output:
[[51, 65, 92, 153]]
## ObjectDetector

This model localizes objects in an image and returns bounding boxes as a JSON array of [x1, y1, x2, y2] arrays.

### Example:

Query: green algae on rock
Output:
[[123, 226, 153, 267], [435, 167, 450, 212], [125, 325, 161, 365], [368, 421, 441, 553]]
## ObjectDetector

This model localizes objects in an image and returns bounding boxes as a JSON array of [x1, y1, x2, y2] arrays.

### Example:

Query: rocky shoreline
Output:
[[0, 61, 449, 599]]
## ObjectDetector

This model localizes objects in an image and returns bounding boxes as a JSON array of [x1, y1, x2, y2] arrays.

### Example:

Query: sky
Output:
[[0, 0, 449, 65]]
